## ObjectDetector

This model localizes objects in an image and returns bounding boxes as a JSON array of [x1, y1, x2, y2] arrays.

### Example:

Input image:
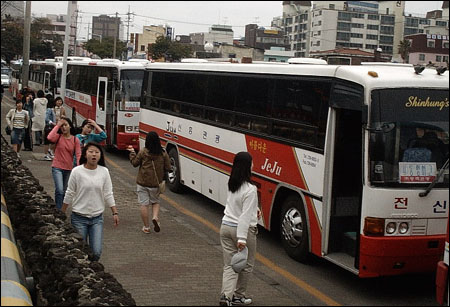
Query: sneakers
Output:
[[44, 154, 53, 161], [231, 295, 252, 305], [48, 149, 55, 159], [219, 294, 231, 306], [152, 219, 161, 232], [141, 226, 151, 234]]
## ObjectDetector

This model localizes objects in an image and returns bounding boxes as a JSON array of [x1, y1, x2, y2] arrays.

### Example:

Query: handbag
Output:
[[152, 160, 166, 194], [5, 126, 11, 135]]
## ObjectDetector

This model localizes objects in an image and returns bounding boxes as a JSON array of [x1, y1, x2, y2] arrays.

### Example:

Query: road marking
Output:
[[106, 154, 341, 306]]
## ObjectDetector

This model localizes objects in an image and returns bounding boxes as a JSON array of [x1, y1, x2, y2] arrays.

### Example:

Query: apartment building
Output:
[[280, 1, 449, 62], [42, 13, 78, 56], [405, 33, 449, 66], [92, 15, 124, 41]]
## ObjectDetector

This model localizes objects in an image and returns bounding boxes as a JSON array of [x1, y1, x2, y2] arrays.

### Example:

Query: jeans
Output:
[[51, 167, 72, 210], [71, 213, 104, 261], [34, 130, 42, 144], [11, 128, 25, 145]]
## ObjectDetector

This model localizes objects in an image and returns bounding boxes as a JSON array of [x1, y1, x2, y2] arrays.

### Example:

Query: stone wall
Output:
[[1, 135, 136, 306]]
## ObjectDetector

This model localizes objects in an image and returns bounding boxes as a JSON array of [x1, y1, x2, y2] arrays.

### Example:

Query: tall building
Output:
[[244, 24, 289, 50], [42, 13, 78, 56], [130, 25, 166, 57], [92, 14, 124, 41], [190, 24, 234, 46]]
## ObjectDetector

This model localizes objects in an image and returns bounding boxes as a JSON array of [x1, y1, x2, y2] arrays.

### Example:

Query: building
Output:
[[310, 47, 390, 65], [264, 47, 296, 62], [130, 25, 167, 59], [279, 1, 449, 62], [1, 1, 24, 20], [42, 13, 78, 56], [190, 24, 234, 46], [405, 33, 449, 66], [244, 24, 289, 50], [92, 14, 124, 41]]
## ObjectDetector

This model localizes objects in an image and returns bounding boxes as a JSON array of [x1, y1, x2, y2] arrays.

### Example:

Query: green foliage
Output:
[[83, 37, 127, 59], [1, 21, 24, 62], [398, 40, 411, 64], [148, 36, 192, 61]]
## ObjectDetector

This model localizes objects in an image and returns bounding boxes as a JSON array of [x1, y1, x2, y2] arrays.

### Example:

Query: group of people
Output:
[[7, 89, 259, 305]]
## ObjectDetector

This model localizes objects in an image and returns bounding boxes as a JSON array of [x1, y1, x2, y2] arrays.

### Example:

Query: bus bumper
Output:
[[358, 235, 445, 278], [116, 132, 140, 150], [436, 261, 448, 306]]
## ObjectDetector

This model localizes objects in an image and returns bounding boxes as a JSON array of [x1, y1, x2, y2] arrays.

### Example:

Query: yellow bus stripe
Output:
[[104, 156, 341, 306], [1, 297, 32, 306], [1, 238, 22, 266], [1, 280, 32, 304], [1, 211, 12, 230]]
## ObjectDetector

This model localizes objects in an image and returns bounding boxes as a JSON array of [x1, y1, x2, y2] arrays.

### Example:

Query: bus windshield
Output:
[[120, 70, 144, 111], [369, 88, 449, 187]]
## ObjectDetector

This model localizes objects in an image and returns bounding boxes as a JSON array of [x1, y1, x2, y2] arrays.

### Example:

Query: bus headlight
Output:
[[398, 222, 409, 234], [386, 222, 397, 234]]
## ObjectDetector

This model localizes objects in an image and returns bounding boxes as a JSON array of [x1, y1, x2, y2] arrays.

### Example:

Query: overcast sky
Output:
[[30, 1, 445, 40]]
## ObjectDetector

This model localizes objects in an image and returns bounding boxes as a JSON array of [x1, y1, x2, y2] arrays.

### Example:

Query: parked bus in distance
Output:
[[436, 218, 449, 305], [27, 59, 62, 97], [139, 60, 449, 278], [64, 59, 147, 150]]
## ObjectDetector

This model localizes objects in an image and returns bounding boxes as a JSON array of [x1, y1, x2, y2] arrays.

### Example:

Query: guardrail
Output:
[[1, 190, 34, 306]]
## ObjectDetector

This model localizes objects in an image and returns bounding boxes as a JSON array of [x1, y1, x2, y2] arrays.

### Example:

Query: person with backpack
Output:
[[47, 117, 81, 210]]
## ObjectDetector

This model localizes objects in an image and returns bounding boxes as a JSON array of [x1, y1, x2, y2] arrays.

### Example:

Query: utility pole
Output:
[[113, 12, 118, 59], [61, 1, 75, 100], [126, 6, 131, 44], [22, 1, 31, 88]]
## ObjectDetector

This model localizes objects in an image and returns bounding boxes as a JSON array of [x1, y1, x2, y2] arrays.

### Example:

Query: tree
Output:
[[148, 36, 192, 61], [398, 39, 411, 64], [83, 37, 127, 59], [0, 20, 24, 62]]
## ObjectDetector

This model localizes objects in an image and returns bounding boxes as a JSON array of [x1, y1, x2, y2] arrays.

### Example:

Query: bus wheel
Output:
[[280, 195, 309, 262], [167, 148, 184, 193]]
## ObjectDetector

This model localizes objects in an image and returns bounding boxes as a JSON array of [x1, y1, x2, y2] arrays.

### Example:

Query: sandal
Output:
[[142, 226, 151, 234], [152, 219, 160, 232]]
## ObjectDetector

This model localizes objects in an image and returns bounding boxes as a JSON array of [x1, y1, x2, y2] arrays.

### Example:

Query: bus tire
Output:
[[167, 148, 184, 193], [280, 195, 309, 262]]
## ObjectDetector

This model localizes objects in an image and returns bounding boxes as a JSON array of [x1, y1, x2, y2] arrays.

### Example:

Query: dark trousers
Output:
[[23, 120, 33, 150]]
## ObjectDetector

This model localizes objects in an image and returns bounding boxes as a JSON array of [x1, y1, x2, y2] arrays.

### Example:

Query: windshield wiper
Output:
[[419, 158, 449, 197]]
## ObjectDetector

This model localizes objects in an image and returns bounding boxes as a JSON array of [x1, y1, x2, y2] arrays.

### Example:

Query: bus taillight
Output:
[[364, 217, 385, 236]]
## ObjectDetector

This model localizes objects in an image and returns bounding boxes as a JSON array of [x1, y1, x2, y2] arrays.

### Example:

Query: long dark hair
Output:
[[57, 117, 77, 135], [228, 152, 253, 193], [145, 131, 163, 155], [78, 142, 106, 167]]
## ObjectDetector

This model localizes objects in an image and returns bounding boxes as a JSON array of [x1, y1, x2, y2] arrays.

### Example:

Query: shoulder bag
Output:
[[152, 160, 166, 194]]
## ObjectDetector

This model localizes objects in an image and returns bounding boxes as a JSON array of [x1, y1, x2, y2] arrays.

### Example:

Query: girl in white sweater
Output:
[[220, 152, 260, 306], [62, 142, 119, 261]]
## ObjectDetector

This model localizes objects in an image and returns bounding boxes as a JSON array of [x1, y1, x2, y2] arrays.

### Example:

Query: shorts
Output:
[[11, 128, 25, 145], [136, 184, 160, 205]]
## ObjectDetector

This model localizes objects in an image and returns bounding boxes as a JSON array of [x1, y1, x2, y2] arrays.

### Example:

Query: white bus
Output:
[[28, 59, 62, 97], [64, 59, 147, 150], [139, 60, 449, 278]]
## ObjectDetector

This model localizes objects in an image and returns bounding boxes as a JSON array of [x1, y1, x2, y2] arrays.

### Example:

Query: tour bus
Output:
[[139, 60, 449, 278], [27, 59, 63, 97], [64, 59, 147, 150]]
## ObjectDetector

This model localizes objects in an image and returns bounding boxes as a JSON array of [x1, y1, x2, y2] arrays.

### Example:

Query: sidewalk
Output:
[[16, 145, 298, 306]]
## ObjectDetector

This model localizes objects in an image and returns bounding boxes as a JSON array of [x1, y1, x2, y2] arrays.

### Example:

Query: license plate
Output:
[[399, 162, 436, 183]]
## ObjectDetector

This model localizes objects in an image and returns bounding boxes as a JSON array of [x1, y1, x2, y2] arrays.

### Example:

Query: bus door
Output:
[[44, 71, 51, 92], [96, 77, 107, 132], [323, 83, 364, 272]]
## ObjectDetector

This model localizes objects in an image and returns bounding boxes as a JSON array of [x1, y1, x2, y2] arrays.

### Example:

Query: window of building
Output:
[[436, 55, 442, 62], [367, 24, 379, 30], [140, 45, 145, 51], [366, 34, 378, 40], [443, 41, 449, 49], [427, 40, 435, 48], [443, 56, 449, 63], [419, 54, 425, 61], [329, 4, 335, 9]]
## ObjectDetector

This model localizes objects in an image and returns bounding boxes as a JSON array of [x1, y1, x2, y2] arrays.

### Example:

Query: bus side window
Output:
[[98, 81, 106, 111]]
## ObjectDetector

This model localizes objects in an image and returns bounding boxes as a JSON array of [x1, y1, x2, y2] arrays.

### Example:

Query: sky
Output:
[[29, 1, 445, 41]]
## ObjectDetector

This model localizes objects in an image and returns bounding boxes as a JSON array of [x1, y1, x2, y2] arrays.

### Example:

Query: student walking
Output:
[[62, 142, 119, 261], [22, 91, 34, 151], [127, 132, 171, 234], [219, 152, 260, 306], [6, 99, 30, 156], [43, 98, 56, 161], [47, 117, 81, 210], [53, 96, 66, 122], [32, 90, 48, 146]]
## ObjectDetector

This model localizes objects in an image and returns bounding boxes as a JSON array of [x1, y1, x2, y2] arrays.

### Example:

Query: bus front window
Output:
[[119, 70, 144, 111], [369, 88, 449, 187]]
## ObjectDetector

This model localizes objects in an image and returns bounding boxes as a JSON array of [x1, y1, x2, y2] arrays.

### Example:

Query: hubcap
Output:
[[168, 157, 177, 184], [281, 207, 303, 247]]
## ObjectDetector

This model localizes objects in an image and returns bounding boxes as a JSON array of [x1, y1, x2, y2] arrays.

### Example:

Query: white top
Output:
[[32, 97, 48, 131], [222, 182, 258, 244], [63, 165, 116, 217]]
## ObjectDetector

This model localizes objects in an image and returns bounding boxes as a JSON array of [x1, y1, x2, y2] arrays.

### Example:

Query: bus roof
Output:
[[67, 59, 147, 70], [145, 62, 449, 90]]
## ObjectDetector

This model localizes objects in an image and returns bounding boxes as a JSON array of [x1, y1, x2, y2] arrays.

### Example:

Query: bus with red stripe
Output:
[[436, 218, 449, 305], [140, 60, 449, 278], [64, 59, 147, 150]]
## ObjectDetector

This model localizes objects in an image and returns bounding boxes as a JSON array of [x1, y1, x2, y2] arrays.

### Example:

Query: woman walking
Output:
[[219, 152, 259, 306], [47, 117, 81, 210], [32, 90, 48, 146], [22, 91, 34, 151], [127, 132, 171, 234], [6, 99, 30, 156], [62, 142, 119, 261]]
